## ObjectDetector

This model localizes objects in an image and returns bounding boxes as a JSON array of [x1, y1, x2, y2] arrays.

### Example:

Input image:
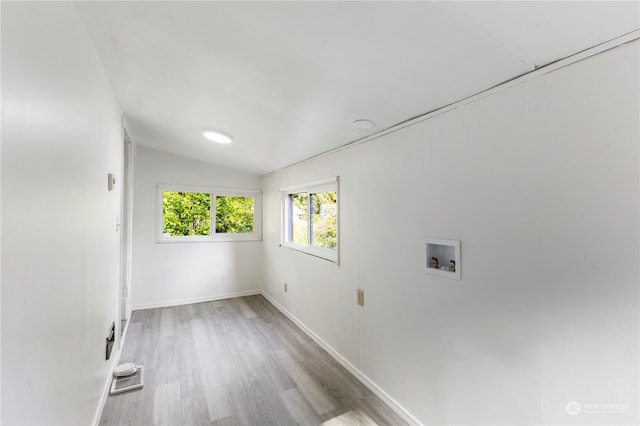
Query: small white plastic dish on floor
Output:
[[114, 362, 137, 377], [110, 364, 144, 395]]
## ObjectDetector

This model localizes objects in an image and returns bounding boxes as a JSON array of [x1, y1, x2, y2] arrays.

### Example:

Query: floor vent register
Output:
[[110, 362, 144, 395]]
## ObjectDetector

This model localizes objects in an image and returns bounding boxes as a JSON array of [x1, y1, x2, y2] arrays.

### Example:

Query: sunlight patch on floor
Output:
[[322, 408, 378, 426]]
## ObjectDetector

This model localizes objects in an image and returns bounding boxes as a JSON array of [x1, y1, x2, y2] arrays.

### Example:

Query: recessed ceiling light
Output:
[[353, 119, 375, 130], [203, 130, 232, 144]]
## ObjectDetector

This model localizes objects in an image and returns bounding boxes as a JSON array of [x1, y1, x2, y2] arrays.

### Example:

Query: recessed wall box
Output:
[[424, 238, 461, 280]]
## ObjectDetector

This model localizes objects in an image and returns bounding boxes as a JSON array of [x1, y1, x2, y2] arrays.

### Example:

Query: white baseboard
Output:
[[260, 291, 423, 426], [92, 333, 125, 426], [132, 289, 261, 310], [93, 366, 113, 426]]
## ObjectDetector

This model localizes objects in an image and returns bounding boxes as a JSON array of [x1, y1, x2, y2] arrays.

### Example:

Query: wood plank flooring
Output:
[[100, 295, 407, 426]]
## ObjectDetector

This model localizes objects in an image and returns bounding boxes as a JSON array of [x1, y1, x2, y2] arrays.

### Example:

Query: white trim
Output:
[[156, 184, 262, 243], [262, 31, 640, 179], [94, 311, 135, 425], [157, 183, 259, 195], [280, 177, 339, 264], [280, 242, 339, 264], [120, 127, 134, 341], [93, 337, 125, 426], [0, 0, 3, 412], [279, 177, 338, 193], [260, 291, 423, 426], [132, 289, 261, 311], [93, 362, 116, 426]]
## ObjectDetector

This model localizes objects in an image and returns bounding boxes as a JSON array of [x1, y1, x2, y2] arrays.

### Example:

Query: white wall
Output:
[[0, 3, 3, 420], [131, 146, 262, 309], [262, 41, 639, 425], [1, 2, 122, 425]]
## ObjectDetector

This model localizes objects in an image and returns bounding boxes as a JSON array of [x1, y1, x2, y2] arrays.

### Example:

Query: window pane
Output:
[[311, 190, 337, 249], [289, 192, 308, 245], [163, 191, 211, 236], [215, 196, 255, 233]]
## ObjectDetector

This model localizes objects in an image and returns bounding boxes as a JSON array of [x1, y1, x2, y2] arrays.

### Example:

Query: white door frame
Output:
[[119, 126, 134, 342]]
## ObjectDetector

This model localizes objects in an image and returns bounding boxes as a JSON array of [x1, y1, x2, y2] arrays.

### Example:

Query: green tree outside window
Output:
[[163, 191, 211, 236], [215, 196, 254, 233]]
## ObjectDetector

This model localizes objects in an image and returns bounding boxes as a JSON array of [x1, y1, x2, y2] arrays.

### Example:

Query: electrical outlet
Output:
[[357, 289, 364, 306], [284, 282, 288, 292]]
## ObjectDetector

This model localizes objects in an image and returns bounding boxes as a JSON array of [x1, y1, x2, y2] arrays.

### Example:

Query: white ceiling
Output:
[[74, 1, 640, 175]]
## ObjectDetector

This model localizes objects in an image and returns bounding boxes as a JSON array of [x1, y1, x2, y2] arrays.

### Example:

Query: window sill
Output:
[[157, 234, 261, 243], [280, 242, 338, 264]]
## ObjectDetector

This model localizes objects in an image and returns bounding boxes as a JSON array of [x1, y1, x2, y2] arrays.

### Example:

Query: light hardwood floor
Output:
[[100, 295, 408, 426]]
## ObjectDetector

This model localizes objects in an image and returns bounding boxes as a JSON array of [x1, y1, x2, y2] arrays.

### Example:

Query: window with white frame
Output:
[[281, 177, 338, 263], [157, 185, 261, 242]]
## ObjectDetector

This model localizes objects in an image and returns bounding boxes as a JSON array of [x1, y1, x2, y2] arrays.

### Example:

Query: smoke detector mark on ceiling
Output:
[[353, 119, 375, 130]]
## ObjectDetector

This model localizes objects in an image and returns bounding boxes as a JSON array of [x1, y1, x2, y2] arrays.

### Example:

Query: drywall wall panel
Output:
[[1, 2, 122, 424], [261, 41, 639, 425], [130, 146, 262, 309]]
